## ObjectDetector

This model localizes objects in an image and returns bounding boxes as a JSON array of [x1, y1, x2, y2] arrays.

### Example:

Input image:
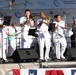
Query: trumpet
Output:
[[46, 16, 51, 20], [44, 16, 51, 20], [29, 14, 35, 21]]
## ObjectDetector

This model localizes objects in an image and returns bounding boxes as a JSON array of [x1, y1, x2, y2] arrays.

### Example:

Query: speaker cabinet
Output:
[[70, 47, 76, 57], [12, 48, 39, 62]]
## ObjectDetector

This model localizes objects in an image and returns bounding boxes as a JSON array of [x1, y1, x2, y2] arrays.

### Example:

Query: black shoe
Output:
[[60, 58, 67, 61], [54, 58, 61, 62]]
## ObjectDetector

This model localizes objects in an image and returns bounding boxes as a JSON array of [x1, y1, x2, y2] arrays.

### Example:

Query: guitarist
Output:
[[6, 22, 18, 58]]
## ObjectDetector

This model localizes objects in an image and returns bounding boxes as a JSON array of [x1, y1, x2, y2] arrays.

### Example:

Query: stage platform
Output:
[[0, 60, 76, 75]]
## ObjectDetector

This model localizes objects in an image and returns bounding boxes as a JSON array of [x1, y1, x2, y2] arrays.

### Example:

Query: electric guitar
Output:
[[7, 32, 21, 41]]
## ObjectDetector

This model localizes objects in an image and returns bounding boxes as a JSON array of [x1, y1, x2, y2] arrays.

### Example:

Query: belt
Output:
[[39, 31, 48, 33], [58, 34, 64, 37]]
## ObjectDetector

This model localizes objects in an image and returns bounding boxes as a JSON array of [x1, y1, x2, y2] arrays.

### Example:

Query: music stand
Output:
[[28, 27, 38, 49], [49, 23, 56, 59], [48, 23, 55, 32], [28, 27, 37, 37], [3, 16, 11, 25]]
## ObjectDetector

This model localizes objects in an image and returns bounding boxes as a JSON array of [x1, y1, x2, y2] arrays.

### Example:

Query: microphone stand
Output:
[[14, 27, 18, 49], [14, 28, 21, 49]]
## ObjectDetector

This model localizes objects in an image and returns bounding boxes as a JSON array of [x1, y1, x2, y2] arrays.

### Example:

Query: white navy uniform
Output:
[[53, 20, 67, 59], [0, 18, 3, 58], [0, 27, 2, 58], [20, 16, 34, 48], [37, 19, 51, 60], [7, 27, 16, 57], [0, 18, 7, 61]]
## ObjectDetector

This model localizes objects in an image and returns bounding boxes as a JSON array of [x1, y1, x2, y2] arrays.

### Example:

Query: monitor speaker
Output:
[[12, 48, 39, 62], [70, 47, 76, 57]]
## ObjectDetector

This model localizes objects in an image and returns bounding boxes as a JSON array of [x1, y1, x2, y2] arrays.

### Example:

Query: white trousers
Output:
[[0, 33, 2, 58], [21, 35, 35, 48], [8, 39, 16, 57], [38, 31, 51, 59], [2, 29, 8, 60], [54, 35, 67, 59]]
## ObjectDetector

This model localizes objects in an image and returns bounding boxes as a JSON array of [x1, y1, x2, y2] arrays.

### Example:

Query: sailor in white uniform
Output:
[[53, 14, 67, 60], [37, 12, 51, 60], [0, 17, 8, 62], [6, 22, 17, 57], [20, 9, 34, 48]]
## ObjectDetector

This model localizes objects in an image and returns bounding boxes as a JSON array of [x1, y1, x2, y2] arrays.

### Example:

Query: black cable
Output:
[[18, 63, 22, 69]]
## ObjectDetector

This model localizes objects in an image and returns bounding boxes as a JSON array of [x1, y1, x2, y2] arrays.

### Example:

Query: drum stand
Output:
[[16, 37, 21, 49]]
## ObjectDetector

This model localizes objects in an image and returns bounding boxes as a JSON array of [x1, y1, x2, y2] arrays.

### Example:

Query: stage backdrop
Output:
[[1, 0, 76, 9], [0, 0, 76, 25]]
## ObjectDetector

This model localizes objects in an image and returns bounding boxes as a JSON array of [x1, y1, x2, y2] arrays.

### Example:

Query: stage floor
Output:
[[0, 59, 76, 75]]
